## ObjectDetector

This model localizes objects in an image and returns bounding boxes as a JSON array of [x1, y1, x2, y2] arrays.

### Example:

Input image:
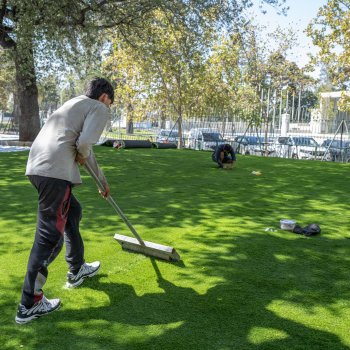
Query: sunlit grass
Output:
[[1, 147, 350, 350]]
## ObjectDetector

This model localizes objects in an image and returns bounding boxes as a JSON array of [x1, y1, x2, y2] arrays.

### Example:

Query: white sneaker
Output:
[[65, 261, 100, 288], [15, 295, 61, 324]]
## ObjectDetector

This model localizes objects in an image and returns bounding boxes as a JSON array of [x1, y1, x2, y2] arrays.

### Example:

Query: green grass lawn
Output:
[[1, 147, 350, 350]]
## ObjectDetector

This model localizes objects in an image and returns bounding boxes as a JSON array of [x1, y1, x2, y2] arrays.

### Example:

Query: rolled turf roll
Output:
[[152, 142, 177, 149]]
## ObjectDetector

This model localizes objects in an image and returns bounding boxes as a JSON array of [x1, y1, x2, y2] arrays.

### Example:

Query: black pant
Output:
[[211, 152, 232, 165], [21, 175, 84, 307]]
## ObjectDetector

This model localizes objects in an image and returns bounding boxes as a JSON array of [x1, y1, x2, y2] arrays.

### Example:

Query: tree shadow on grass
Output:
[[3, 232, 350, 350], [2, 148, 350, 238], [88, 148, 350, 235], [2, 149, 350, 349]]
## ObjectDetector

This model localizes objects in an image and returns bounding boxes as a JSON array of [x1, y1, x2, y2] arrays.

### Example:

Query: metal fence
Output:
[[2, 106, 350, 162], [103, 110, 350, 162], [0, 112, 18, 134]]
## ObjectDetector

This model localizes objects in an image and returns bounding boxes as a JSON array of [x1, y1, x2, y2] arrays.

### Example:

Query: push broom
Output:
[[84, 163, 180, 262]]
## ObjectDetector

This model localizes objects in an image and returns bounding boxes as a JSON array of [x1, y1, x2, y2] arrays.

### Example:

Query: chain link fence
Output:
[[2, 91, 350, 162], [103, 109, 350, 162]]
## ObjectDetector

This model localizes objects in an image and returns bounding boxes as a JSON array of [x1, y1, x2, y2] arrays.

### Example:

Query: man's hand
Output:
[[75, 153, 86, 166], [99, 184, 110, 198]]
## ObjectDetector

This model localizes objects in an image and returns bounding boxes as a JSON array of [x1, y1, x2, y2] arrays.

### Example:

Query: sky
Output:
[[250, 0, 329, 71]]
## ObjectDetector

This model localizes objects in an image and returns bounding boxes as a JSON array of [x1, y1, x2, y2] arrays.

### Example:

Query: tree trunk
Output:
[[160, 113, 166, 129], [177, 114, 183, 149], [126, 119, 134, 134], [12, 92, 21, 127], [14, 45, 40, 141], [176, 74, 183, 149]]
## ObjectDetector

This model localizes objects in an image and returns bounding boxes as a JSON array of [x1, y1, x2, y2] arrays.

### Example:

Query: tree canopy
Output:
[[307, 0, 350, 110], [103, 16, 306, 141], [1, 0, 288, 140]]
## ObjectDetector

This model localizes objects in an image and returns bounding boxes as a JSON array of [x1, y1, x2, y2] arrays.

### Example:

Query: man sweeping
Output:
[[15, 77, 114, 324], [212, 143, 236, 168]]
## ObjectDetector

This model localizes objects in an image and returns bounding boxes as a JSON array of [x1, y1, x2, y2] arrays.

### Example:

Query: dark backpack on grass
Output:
[[293, 224, 321, 236], [303, 224, 321, 236]]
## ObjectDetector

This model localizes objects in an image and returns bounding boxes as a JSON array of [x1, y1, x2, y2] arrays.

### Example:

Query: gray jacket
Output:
[[26, 95, 110, 185]]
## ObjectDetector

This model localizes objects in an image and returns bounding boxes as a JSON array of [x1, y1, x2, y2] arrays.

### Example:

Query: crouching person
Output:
[[212, 143, 236, 168]]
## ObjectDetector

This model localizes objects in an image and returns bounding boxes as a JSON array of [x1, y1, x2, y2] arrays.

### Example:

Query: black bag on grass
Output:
[[302, 224, 321, 236], [293, 223, 321, 236]]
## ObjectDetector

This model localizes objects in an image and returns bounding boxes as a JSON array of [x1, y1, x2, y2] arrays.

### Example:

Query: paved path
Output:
[[0, 134, 29, 152], [0, 145, 30, 152]]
